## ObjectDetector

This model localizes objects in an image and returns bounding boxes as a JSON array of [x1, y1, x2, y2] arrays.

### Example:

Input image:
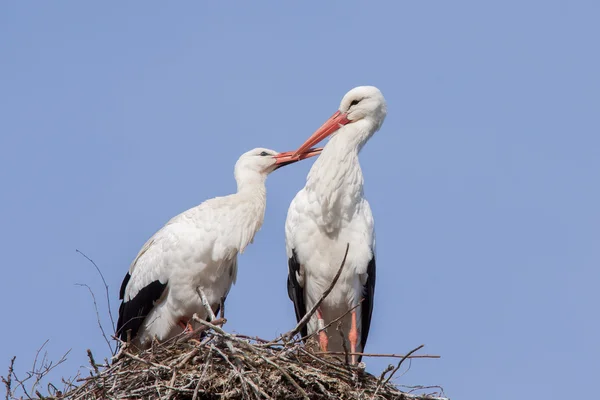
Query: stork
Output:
[[116, 147, 321, 349], [285, 86, 387, 364]]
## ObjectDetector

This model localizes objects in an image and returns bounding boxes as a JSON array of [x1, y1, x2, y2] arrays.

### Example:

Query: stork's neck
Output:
[[305, 122, 374, 230], [235, 173, 267, 220], [236, 172, 267, 195], [231, 173, 268, 253]]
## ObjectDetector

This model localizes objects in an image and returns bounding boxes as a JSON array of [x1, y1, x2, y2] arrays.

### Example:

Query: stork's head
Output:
[[340, 86, 387, 126], [234, 147, 322, 187], [292, 86, 387, 157]]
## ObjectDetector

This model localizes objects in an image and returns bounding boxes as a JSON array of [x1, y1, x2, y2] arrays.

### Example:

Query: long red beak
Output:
[[273, 147, 323, 169], [292, 111, 351, 158]]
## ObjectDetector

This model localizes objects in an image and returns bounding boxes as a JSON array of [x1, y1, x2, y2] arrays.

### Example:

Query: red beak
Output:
[[273, 147, 323, 169], [291, 111, 351, 158]]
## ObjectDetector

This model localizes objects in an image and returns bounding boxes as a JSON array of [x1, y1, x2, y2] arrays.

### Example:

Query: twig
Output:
[[383, 344, 425, 386], [174, 347, 201, 369], [196, 287, 216, 321], [31, 342, 47, 373], [192, 351, 212, 400], [191, 379, 203, 400], [191, 316, 232, 339], [400, 384, 446, 398], [372, 364, 394, 399], [297, 348, 351, 376], [2, 356, 16, 400], [284, 243, 350, 340], [212, 345, 249, 399], [189, 317, 227, 339], [75, 283, 114, 353], [315, 351, 440, 359], [192, 315, 310, 400], [30, 340, 49, 394], [10, 369, 32, 400], [235, 334, 270, 343], [337, 322, 350, 365], [75, 249, 116, 332], [48, 382, 61, 397], [122, 352, 171, 370], [253, 350, 309, 400], [59, 371, 79, 396], [86, 349, 99, 375], [7, 345, 71, 400], [396, 393, 448, 400], [165, 368, 178, 400]]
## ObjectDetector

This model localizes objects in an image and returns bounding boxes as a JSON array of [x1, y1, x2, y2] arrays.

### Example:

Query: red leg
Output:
[[316, 308, 328, 352], [348, 310, 358, 365], [178, 318, 193, 332]]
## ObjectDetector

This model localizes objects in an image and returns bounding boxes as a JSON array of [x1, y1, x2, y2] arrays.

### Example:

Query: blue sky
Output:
[[1, 1, 599, 398]]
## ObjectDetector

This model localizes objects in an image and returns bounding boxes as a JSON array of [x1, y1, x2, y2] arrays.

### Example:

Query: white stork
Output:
[[285, 86, 387, 364], [116, 147, 321, 348]]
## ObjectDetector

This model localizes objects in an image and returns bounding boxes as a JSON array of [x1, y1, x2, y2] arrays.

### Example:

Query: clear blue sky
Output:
[[1, 2, 598, 399]]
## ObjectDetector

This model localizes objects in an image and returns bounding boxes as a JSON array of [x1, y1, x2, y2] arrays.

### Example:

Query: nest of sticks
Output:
[[65, 318, 444, 400], [5, 246, 446, 400]]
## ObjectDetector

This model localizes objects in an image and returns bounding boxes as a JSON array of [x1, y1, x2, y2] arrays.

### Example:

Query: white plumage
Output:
[[285, 86, 387, 364], [116, 147, 320, 348]]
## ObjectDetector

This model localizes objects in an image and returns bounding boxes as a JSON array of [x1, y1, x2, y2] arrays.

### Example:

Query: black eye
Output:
[[350, 99, 361, 107], [259, 151, 269, 156]]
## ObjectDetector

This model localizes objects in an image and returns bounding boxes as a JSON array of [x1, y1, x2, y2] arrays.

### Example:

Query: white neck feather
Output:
[[305, 120, 376, 232], [233, 175, 267, 253]]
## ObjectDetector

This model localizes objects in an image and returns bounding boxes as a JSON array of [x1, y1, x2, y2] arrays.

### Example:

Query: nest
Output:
[[5, 249, 446, 399], [57, 315, 445, 400]]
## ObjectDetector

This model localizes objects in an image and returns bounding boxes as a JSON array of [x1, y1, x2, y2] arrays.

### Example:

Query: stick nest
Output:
[[10, 248, 445, 399], [58, 320, 444, 400]]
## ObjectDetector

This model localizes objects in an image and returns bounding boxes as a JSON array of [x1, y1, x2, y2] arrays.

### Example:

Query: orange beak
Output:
[[291, 111, 351, 158], [273, 147, 323, 169]]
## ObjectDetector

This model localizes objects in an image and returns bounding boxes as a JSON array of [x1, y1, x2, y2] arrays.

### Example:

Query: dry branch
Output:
[[315, 351, 440, 359], [75, 250, 116, 332], [74, 283, 113, 354], [2, 344, 70, 400], [383, 344, 425, 387]]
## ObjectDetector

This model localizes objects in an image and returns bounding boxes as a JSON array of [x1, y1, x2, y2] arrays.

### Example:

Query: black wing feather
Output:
[[119, 272, 130, 300], [360, 255, 376, 356], [116, 272, 168, 341], [287, 249, 307, 339]]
